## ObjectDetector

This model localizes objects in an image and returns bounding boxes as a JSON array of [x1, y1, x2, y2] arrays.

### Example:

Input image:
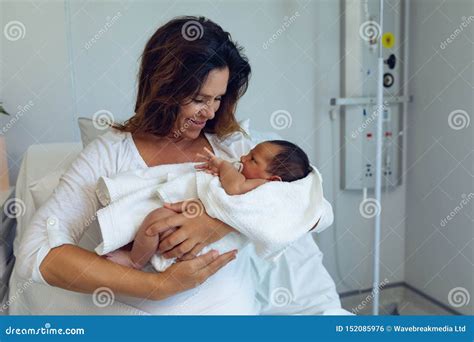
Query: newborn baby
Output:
[[106, 140, 312, 270], [196, 140, 311, 194]]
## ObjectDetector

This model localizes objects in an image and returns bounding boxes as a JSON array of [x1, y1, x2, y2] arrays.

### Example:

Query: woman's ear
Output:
[[268, 175, 282, 182]]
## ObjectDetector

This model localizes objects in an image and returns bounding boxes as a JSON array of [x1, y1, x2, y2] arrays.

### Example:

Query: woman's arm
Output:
[[40, 244, 236, 300], [40, 244, 163, 299], [16, 136, 111, 284]]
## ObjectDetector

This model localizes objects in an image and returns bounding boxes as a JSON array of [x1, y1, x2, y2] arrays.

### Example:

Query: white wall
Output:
[[1, 0, 76, 181], [2, 0, 408, 296], [405, 0, 473, 315]]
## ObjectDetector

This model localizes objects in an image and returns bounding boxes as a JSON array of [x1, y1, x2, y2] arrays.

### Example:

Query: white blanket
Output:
[[95, 163, 325, 271], [95, 162, 195, 258]]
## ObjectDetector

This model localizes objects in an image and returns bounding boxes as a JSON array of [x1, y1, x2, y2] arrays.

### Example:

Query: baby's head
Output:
[[240, 140, 311, 182]]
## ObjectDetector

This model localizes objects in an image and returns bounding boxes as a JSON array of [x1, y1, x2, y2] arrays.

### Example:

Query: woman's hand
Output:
[[145, 200, 234, 260], [155, 249, 237, 298]]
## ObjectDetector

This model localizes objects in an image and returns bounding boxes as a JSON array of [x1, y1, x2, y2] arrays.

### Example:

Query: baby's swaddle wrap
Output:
[[151, 170, 247, 271], [95, 161, 325, 271]]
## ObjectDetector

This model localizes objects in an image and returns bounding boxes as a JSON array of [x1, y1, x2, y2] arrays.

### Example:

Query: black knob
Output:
[[385, 54, 396, 69]]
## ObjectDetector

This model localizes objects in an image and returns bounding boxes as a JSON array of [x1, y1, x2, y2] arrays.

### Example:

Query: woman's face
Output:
[[172, 67, 229, 140]]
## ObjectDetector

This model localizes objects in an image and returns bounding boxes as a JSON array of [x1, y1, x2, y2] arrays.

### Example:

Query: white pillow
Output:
[[28, 169, 65, 209], [78, 117, 112, 147]]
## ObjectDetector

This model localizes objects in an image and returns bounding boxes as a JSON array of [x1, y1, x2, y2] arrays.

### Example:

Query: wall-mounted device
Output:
[[334, 0, 405, 190]]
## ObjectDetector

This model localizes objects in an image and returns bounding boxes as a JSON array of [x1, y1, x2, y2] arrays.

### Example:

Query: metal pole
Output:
[[372, 0, 384, 316]]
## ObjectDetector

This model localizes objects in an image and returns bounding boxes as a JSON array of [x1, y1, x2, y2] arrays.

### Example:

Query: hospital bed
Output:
[[5, 123, 349, 315]]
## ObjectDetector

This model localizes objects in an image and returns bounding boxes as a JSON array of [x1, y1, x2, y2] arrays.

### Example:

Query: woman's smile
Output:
[[187, 118, 207, 128]]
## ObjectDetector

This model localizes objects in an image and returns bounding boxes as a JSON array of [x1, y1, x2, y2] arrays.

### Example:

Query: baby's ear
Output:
[[268, 175, 282, 182]]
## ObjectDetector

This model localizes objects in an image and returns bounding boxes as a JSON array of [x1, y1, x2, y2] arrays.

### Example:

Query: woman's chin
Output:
[[181, 128, 203, 140]]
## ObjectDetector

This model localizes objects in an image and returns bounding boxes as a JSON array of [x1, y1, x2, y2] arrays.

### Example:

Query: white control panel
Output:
[[340, 0, 403, 190], [342, 104, 400, 190]]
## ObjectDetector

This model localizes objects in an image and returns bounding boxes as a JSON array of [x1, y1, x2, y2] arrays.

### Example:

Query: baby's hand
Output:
[[195, 147, 223, 176]]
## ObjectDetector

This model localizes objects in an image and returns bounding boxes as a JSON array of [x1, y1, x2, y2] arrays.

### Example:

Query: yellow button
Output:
[[382, 32, 395, 49]]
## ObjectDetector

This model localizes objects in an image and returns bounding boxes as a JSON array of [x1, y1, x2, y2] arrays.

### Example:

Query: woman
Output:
[[16, 16, 257, 314], [15, 16, 323, 314]]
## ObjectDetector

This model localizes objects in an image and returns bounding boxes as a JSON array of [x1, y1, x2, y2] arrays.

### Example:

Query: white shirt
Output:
[[15, 129, 258, 314]]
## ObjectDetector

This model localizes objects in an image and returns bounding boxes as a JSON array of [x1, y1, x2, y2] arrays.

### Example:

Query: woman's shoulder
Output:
[[80, 128, 141, 169], [86, 127, 130, 149]]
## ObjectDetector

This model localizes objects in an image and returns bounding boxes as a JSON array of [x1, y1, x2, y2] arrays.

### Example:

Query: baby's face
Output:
[[240, 142, 281, 180]]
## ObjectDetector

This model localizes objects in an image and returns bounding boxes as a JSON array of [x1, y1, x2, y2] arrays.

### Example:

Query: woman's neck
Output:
[[136, 131, 203, 145], [166, 133, 204, 149], [132, 131, 213, 167]]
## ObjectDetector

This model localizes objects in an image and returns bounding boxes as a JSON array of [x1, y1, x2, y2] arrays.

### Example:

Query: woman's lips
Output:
[[187, 118, 206, 128]]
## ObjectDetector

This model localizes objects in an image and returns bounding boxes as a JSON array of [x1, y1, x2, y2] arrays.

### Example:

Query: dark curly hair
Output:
[[114, 16, 251, 138], [266, 140, 312, 182]]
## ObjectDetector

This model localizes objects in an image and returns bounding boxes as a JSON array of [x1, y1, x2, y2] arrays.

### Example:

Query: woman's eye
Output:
[[194, 97, 221, 104]]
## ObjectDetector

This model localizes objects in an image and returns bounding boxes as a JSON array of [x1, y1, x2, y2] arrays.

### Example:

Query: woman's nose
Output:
[[200, 102, 216, 120]]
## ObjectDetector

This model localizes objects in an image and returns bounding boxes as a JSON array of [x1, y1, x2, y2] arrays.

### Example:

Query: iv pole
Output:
[[372, 0, 384, 316]]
